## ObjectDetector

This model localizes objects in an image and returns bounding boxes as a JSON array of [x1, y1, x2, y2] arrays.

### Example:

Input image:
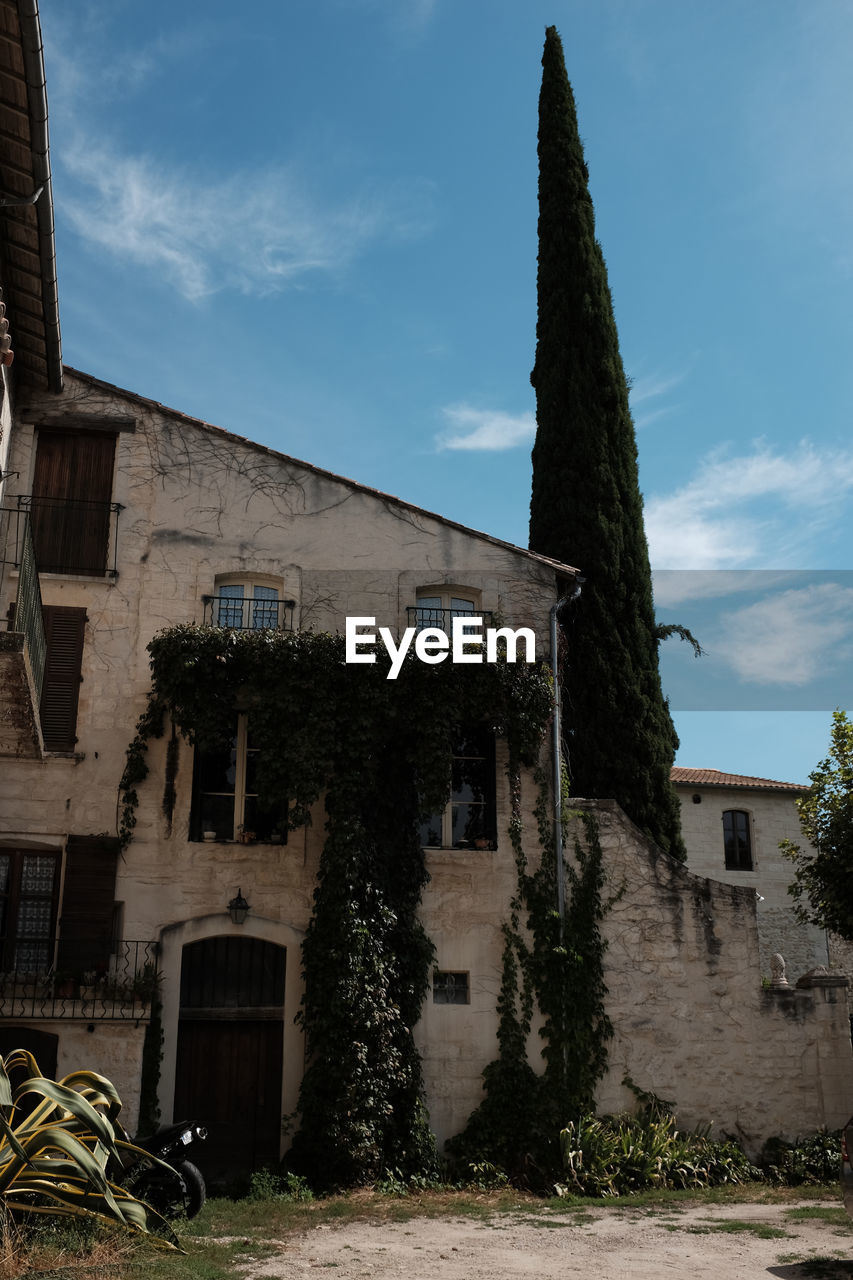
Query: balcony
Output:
[[0, 507, 46, 757], [0, 940, 158, 1022], [406, 606, 494, 632], [202, 594, 295, 630], [17, 494, 122, 578]]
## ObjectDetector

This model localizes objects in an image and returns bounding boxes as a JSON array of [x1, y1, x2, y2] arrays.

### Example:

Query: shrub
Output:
[[0, 1049, 177, 1243], [760, 1130, 841, 1185], [557, 1112, 757, 1197]]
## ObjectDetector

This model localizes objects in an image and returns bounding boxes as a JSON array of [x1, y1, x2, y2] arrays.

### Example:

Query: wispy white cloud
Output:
[[629, 366, 688, 430], [435, 403, 535, 451], [59, 140, 432, 303], [646, 440, 853, 569], [719, 584, 853, 687]]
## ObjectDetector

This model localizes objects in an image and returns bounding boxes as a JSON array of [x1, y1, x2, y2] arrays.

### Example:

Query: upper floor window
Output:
[[409, 588, 492, 634], [419, 726, 497, 850], [203, 576, 293, 631], [190, 715, 288, 843], [723, 809, 753, 871], [29, 429, 118, 576]]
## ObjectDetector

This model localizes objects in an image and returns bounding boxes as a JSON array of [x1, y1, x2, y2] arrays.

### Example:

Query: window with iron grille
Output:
[[433, 971, 469, 1004], [203, 575, 293, 630], [723, 809, 753, 870], [0, 850, 60, 972]]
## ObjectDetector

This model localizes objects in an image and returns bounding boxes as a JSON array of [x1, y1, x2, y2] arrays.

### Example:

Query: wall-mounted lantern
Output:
[[228, 887, 250, 926]]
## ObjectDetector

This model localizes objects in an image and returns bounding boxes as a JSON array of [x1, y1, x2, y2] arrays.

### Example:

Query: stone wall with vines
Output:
[[120, 624, 558, 1186]]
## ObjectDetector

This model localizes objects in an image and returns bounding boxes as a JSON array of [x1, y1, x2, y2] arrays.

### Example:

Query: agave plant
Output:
[[0, 1049, 177, 1244]]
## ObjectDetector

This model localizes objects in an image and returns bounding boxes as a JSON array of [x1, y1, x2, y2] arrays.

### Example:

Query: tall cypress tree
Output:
[[529, 26, 685, 859]]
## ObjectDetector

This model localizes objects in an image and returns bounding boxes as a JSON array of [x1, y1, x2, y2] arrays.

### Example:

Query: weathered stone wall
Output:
[[583, 800, 852, 1155]]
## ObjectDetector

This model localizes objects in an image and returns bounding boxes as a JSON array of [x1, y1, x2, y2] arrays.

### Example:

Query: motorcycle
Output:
[[117, 1120, 208, 1220]]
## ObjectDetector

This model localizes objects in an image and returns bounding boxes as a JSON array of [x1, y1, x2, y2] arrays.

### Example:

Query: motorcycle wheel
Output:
[[172, 1159, 206, 1219], [134, 1158, 206, 1220]]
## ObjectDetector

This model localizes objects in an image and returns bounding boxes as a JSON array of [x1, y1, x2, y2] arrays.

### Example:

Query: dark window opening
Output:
[[723, 809, 753, 871], [190, 716, 288, 843], [419, 726, 497, 850], [433, 971, 469, 1004]]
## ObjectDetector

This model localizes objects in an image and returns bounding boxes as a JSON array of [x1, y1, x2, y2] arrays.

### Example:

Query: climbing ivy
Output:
[[120, 624, 554, 1187], [448, 771, 614, 1181]]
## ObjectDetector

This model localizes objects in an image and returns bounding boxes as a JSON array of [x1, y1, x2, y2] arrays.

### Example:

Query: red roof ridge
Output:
[[671, 766, 808, 792]]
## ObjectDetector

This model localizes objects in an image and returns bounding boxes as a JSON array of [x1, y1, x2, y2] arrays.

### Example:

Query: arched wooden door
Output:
[[173, 936, 285, 1180]]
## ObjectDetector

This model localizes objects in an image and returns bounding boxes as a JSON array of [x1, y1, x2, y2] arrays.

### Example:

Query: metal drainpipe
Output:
[[550, 580, 582, 942]]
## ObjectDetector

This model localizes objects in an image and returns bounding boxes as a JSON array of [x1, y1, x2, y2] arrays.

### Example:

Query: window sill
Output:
[[43, 751, 85, 762], [423, 844, 497, 853]]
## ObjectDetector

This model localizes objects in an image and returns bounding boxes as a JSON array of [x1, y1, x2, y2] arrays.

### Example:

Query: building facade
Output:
[[0, 0, 850, 1177]]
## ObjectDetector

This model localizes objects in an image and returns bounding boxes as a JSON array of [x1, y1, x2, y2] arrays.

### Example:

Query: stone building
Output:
[[0, 0, 850, 1177]]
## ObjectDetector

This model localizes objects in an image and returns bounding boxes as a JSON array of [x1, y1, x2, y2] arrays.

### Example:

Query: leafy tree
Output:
[[528, 25, 685, 859], [781, 709, 853, 942]]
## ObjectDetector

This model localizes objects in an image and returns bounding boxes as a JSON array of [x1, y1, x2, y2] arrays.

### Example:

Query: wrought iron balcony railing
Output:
[[406, 606, 494, 632], [1, 508, 46, 700], [17, 494, 122, 578], [0, 940, 158, 1022], [202, 595, 295, 630]]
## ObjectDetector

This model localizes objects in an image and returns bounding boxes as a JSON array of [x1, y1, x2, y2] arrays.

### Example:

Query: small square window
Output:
[[433, 971, 469, 1004]]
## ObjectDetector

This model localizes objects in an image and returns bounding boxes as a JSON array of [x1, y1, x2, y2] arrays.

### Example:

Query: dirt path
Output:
[[239, 1199, 853, 1280]]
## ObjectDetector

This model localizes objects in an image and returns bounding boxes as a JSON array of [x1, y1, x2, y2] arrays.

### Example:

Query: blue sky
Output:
[[41, 0, 853, 785]]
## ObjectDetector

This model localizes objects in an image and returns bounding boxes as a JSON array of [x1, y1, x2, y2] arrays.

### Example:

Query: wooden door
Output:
[[173, 937, 286, 1181], [174, 1018, 284, 1179]]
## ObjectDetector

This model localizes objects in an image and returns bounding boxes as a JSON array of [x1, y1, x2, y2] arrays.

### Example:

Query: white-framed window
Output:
[[190, 715, 288, 843], [433, 971, 469, 1004], [203, 574, 293, 631], [419, 726, 497, 850], [409, 588, 489, 633]]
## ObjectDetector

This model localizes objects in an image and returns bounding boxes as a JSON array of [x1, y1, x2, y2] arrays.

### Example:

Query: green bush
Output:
[[557, 1112, 757, 1197], [760, 1130, 841, 1186], [248, 1168, 313, 1202]]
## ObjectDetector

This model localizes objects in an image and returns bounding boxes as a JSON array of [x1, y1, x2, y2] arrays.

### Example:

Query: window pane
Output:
[[451, 803, 492, 848], [251, 586, 279, 630], [242, 795, 287, 842], [197, 793, 236, 840], [451, 755, 487, 804], [433, 972, 469, 1004], [217, 585, 244, 627], [414, 597, 442, 630], [196, 739, 238, 793], [419, 814, 443, 847], [450, 597, 475, 615], [20, 855, 56, 895]]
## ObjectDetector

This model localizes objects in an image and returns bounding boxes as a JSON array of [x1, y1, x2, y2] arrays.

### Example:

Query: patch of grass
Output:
[[784, 1206, 853, 1229], [687, 1218, 790, 1239]]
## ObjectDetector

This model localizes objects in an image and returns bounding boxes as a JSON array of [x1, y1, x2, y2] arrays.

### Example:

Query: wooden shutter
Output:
[[31, 431, 115, 574], [39, 606, 87, 751], [57, 835, 120, 973]]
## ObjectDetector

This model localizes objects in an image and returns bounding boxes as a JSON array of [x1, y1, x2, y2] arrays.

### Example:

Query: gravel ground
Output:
[[237, 1199, 853, 1280]]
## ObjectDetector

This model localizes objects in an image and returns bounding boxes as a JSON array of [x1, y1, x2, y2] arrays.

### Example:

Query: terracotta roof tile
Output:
[[671, 767, 808, 792]]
